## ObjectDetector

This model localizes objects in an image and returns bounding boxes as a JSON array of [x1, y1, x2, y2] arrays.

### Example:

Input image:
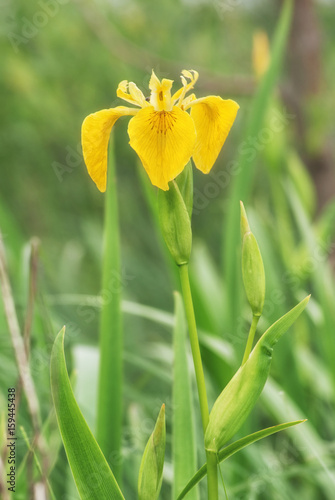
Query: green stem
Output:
[[178, 264, 218, 499], [178, 264, 209, 433], [206, 451, 218, 500], [97, 138, 123, 482], [241, 315, 260, 366]]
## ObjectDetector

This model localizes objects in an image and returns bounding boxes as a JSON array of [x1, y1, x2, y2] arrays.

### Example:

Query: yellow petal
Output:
[[149, 71, 174, 111], [128, 82, 149, 107], [116, 81, 138, 106], [189, 96, 239, 174], [81, 107, 137, 192], [128, 106, 196, 190]]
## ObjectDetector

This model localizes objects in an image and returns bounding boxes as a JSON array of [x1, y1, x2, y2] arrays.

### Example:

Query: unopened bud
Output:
[[138, 404, 166, 500], [205, 296, 310, 453], [240, 201, 265, 317], [158, 181, 192, 266]]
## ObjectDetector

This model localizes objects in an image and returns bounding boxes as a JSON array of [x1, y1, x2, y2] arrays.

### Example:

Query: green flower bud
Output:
[[240, 201, 265, 317], [158, 181, 192, 266], [138, 404, 166, 500], [205, 295, 310, 453], [175, 161, 193, 219]]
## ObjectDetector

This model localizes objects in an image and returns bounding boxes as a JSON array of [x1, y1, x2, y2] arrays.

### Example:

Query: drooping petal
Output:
[[128, 106, 196, 190], [81, 106, 137, 192], [189, 96, 239, 174]]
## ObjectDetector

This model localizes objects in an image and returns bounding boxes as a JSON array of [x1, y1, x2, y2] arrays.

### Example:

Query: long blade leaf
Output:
[[223, 0, 293, 328], [50, 327, 125, 500], [172, 292, 199, 500], [97, 137, 123, 481]]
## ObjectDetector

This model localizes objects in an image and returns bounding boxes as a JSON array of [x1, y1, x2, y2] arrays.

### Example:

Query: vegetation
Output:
[[1, 0, 335, 498]]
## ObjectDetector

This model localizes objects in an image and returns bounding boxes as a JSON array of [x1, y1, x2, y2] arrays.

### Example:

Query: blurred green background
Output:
[[1, 0, 335, 498]]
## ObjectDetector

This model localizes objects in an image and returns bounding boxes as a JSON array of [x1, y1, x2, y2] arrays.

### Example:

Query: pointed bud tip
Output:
[[156, 404, 165, 424], [240, 201, 251, 239]]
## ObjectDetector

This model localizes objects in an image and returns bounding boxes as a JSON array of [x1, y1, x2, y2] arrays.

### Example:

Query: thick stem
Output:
[[206, 451, 219, 500], [242, 315, 260, 366]]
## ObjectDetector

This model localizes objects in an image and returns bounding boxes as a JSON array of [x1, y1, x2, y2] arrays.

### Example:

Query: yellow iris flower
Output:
[[81, 70, 239, 191]]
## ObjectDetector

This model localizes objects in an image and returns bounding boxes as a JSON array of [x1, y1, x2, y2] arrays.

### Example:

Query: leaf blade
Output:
[[50, 327, 125, 500], [97, 137, 123, 480], [223, 0, 293, 329], [172, 292, 199, 500]]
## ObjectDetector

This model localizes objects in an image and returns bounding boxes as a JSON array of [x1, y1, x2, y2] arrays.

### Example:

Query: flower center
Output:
[[116, 70, 199, 112], [149, 72, 174, 112]]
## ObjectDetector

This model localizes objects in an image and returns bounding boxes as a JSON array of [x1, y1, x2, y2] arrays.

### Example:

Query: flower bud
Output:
[[205, 296, 310, 453], [240, 201, 265, 317], [175, 161, 193, 219], [138, 404, 166, 500], [158, 181, 192, 266]]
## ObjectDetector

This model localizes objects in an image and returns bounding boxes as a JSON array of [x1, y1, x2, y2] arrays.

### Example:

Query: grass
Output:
[[1, 0, 335, 498]]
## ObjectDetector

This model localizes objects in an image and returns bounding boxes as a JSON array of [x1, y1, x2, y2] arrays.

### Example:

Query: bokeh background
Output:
[[1, 0, 335, 498]]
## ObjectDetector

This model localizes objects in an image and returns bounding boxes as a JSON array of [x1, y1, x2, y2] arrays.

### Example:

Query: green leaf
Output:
[[260, 295, 310, 348], [223, 0, 293, 329], [287, 151, 316, 217], [138, 404, 166, 500], [97, 137, 123, 481], [172, 292, 199, 500], [50, 327, 125, 500], [177, 420, 306, 500]]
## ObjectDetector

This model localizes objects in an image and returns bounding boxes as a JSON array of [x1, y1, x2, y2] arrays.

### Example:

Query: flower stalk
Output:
[[206, 451, 219, 500], [242, 314, 260, 366], [178, 264, 209, 433], [178, 264, 218, 499]]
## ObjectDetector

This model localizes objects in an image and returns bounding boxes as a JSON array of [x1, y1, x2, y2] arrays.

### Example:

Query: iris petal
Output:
[[189, 96, 239, 174], [128, 106, 196, 190], [81, 107, 137, 192]]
